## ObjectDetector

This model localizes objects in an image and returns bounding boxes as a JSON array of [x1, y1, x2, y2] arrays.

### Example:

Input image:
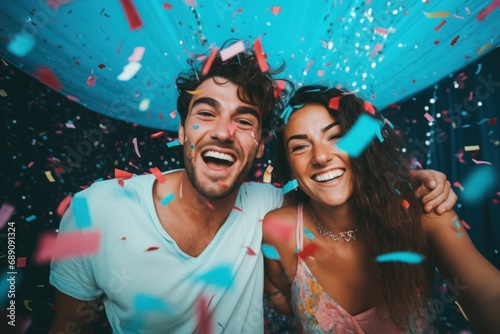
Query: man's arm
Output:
[[50, 289, 97, 334], [411, 169, 457, 214]]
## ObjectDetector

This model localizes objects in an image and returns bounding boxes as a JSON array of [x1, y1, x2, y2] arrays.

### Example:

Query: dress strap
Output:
[[296, 203, 304, 251]]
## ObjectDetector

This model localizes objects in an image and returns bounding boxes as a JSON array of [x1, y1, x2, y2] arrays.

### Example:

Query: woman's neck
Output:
[[309, 200, 357, 233]]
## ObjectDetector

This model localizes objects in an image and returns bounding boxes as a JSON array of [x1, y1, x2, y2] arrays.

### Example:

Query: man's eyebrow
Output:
[[236, 106, 260, 121], [287, 134, 308, 145], [191, 97, 220, 110], [321, 121, 339, 133]]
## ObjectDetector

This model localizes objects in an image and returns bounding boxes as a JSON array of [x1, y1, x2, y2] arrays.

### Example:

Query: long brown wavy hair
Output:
[[273, 85, 434, 329]]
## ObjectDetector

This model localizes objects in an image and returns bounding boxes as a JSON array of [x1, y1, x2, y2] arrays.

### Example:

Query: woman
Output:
[[263, 85, 500, 333]]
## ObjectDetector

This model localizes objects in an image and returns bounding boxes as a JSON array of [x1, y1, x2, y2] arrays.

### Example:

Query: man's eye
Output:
[[236, 119, 253, 126], [198, 111, 214, 117]]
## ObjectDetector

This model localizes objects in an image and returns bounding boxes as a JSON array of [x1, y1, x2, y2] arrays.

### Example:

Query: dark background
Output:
[[1, 47, 499, 333]]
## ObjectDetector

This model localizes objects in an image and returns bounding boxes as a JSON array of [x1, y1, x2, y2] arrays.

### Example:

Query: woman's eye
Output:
[[291, 144, 307, 152], [329, 134, 343, 141]]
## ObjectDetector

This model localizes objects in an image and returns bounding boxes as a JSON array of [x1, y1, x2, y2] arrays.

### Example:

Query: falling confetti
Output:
[[160, 193, 175, 205], [253, 37, 269, 73], [461, 166, 497, 204], [262, 244, 280, 260], [376, 251, 424, 264], [283, 179, 298, 194], [477, 0, 500, 21], [72, 197, 92, 229], [336, 114, 383, 158], [423, 11, 451, 18], [34, 230, 101, 264], [202, 48, 219, 75], [119, 0, 144, 31], [0, 203, 15, 229], [193, 264, 234, 289]]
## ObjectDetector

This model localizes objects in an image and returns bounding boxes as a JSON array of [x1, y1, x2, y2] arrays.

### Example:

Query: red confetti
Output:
[[298, 243, 320, 260], [328, 96, 341, 109], [146, 246, 159, 252], [121, 237, 127, 240], [253, 38, 269, 73], [163, 2, 172, 10], [119, 0, 144, 31], [434, 20, 447, 31], [194, 295, 214, 334], [17, 257, 27, 268], [150, 167, 166, 183], [233, 206, 243, 212], [202, 48, 219, 75], [487, 117, 497, 124], [115, 168, 134, 179], [98, 64, 106, 69], [274, 80, 286, 98], [271, 6, 282, 15], [401, 199, 410, 209], [244, 246, 256, 256], [118, 179, 125, 187], [263, 217, 294, 243], [34, 230, 101, 264], [34, 66, 63, 91], [56, 194, 73, 217], [363, 101, 375, 115], [450, 35, 460, 46], [150, 131, 165, 139]]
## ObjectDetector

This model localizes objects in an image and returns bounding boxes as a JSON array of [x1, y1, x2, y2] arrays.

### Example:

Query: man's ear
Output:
[[256, 140, 265, 159], [178, 124, 185, 145]]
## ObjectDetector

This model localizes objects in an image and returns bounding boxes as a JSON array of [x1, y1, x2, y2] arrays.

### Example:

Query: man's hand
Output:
[[412, 169, 457, 215]]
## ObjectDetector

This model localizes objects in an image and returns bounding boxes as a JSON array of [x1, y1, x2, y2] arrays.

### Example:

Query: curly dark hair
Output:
[[273, 85, 434, 329], [175, 40, 289, 131]]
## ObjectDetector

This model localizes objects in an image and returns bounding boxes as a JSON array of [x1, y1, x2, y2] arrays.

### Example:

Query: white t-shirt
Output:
[[50, 170, 284, 333]]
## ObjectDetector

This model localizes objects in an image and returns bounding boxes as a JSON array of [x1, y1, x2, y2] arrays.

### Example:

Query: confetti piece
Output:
[[228, 121, 237, 136], [434, 20, 447, 31], [450, 35, 460, 46], [45, 170, 56, 182], [56, 194, 73, 217], [192, 124, 200, 129], [401, 199, 410, 209], [475, 63, 482, 75], [376, 251, 424, 264], [220, 41, 245, 62], [187, 89, 203, 95], [150, 167, 166, 183], [150, 131, 165, 139], [488, 117, 497, 125], [0, 89, 7, 97], [453, 181, 464, 192], [423, 11, 451, 18], [167, 139, 181, 147], [87, 73, 97, 86], [477, 42, 492, 56], [263, 165, 273, 183], [134, 294, 170, 312], [363, 101, 375, 115], [329, 96, 341, 110], [194, 264, 234, 289], [117, 62, 142, 81], [163, 3, 172, 10], [232, 206, 243, 212], [128, 46, 146, 62], [477, 0, 500, 21], [370, 43, 383, 58], [34, 230, 101, 264], [262, 244, 280, 260], [118, 179, 125, 187], [279, 105, 294, 124], [283, 179, 299, 194], [461, 166, 497, 204], [464, 145, 480, 151], [138, 98, 151, 111], [253, 37, 269, 73], [202, 48, 219, 75], [170, 110, 177, 119], [0, 203, 15, 229], [119, 0, 144, 31], [146, 246, 159, 251], [132, 137, 141, 158], [244, 246, 256, 256], [34, 66, 62, 91], [472, 158, 492, 165], [26, 215, 36, 222], [195, 294, 214, 334], [65, 122, 75, 129], [7, 32, 35, 57], [304, 229, 315, 240], [336, 114, 383, 158], [461, 220, 471, 229], [115, 168, 134, 179], [17, 257, 26, 268], [424, 112, 435, 124], [298, 242, 320, 260], [160, 193, 175, 205], [271, 6, 282, 15], [73, 197, 92, 229]]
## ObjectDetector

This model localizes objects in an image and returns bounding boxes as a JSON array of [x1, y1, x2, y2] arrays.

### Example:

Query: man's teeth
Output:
[[204, 151, 235, 163], [314, 170, 344, 182]]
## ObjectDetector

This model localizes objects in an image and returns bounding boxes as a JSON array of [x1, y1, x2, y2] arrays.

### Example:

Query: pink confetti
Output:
[[150, 167, 166, 183], [477, 0, 500, 21], [453, 181, 464, 191], [233, 206, 243, 212], [128, 46, 146, 62], [370, 43, 383, 58], [244, 246, 256, 256], [374, 27, 390, 36], [271, 6, 282, 15], [87, 73, 97, 86], [0, 203, 15, 229], [472, 158, 492, 165], [363, 101, 375, 115], [163, 2, 172, 10], [34, 230, 101, 264], [201, 48, 219, 75], [170, 110, 177, 119], [56, 194, 73, 217], [34, 66, 63, 91], [228, 121, 237, 136], [401, 199, 410, 209], [66, 95, 80, 102], [132, 137, 141, 158], [119, 0, 144, 31], [263, 217, 294, 243], [253, 38, 269, 73], [317, 70, 325, 77], [220, 41, 245, 61], [424, 112, 435, 123], [65, 123, 75, 129], [17, 257, 27, 268], [461, 219, 471, 229], [194, 295, 214, 334]]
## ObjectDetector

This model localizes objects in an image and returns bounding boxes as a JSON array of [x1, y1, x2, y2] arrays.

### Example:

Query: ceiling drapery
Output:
[[1, 0, 499, 131]]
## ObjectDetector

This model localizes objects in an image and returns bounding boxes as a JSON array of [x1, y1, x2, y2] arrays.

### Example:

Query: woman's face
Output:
[[284, 104, 353, 207]]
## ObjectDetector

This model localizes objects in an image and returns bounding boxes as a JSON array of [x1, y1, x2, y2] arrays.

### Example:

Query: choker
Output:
[[309, 205, 358, 242]]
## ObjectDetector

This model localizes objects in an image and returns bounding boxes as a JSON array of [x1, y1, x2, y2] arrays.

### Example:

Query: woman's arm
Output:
[[422, 210, 500, 333]]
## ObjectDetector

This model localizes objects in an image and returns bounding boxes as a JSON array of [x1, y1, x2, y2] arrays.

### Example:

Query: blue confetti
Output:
[[279, 105, 294, 125], [26, 215, 36, 222], [304, 229, 315, 240], [461, 166, 497, 204], [194, 264, 234, 289], [336, 114, 383, 158], [73, 197, 92, 229], [262, 244, 280, 260], [7, 32, 35, 57], [134, 294, 170, 313], [376, 129, 384, 142], [192, 124, 199, 129], [283, 179, 298, 194], [477, 118, 490, 125], [160, 193, 175, 206], [190, 143, 194, 149], [167, 139, 181, 147], [456, 233, 464, 237], [376, 251, 424, 264], [475, 63, 482, 75]]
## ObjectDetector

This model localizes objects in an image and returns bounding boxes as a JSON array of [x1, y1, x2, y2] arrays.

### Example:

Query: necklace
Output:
[[309, 205, 358, 242]]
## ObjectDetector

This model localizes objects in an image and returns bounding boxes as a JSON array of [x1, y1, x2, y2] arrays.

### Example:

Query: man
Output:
[[49, 44, 456, 333]]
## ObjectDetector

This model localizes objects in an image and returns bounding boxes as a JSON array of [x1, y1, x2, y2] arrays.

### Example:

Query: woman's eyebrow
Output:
[[287, 134, 308, 145], [321, 121, 339, 133]]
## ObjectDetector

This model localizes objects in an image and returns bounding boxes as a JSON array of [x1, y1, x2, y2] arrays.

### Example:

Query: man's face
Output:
[[179, 77, 265, 199]]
